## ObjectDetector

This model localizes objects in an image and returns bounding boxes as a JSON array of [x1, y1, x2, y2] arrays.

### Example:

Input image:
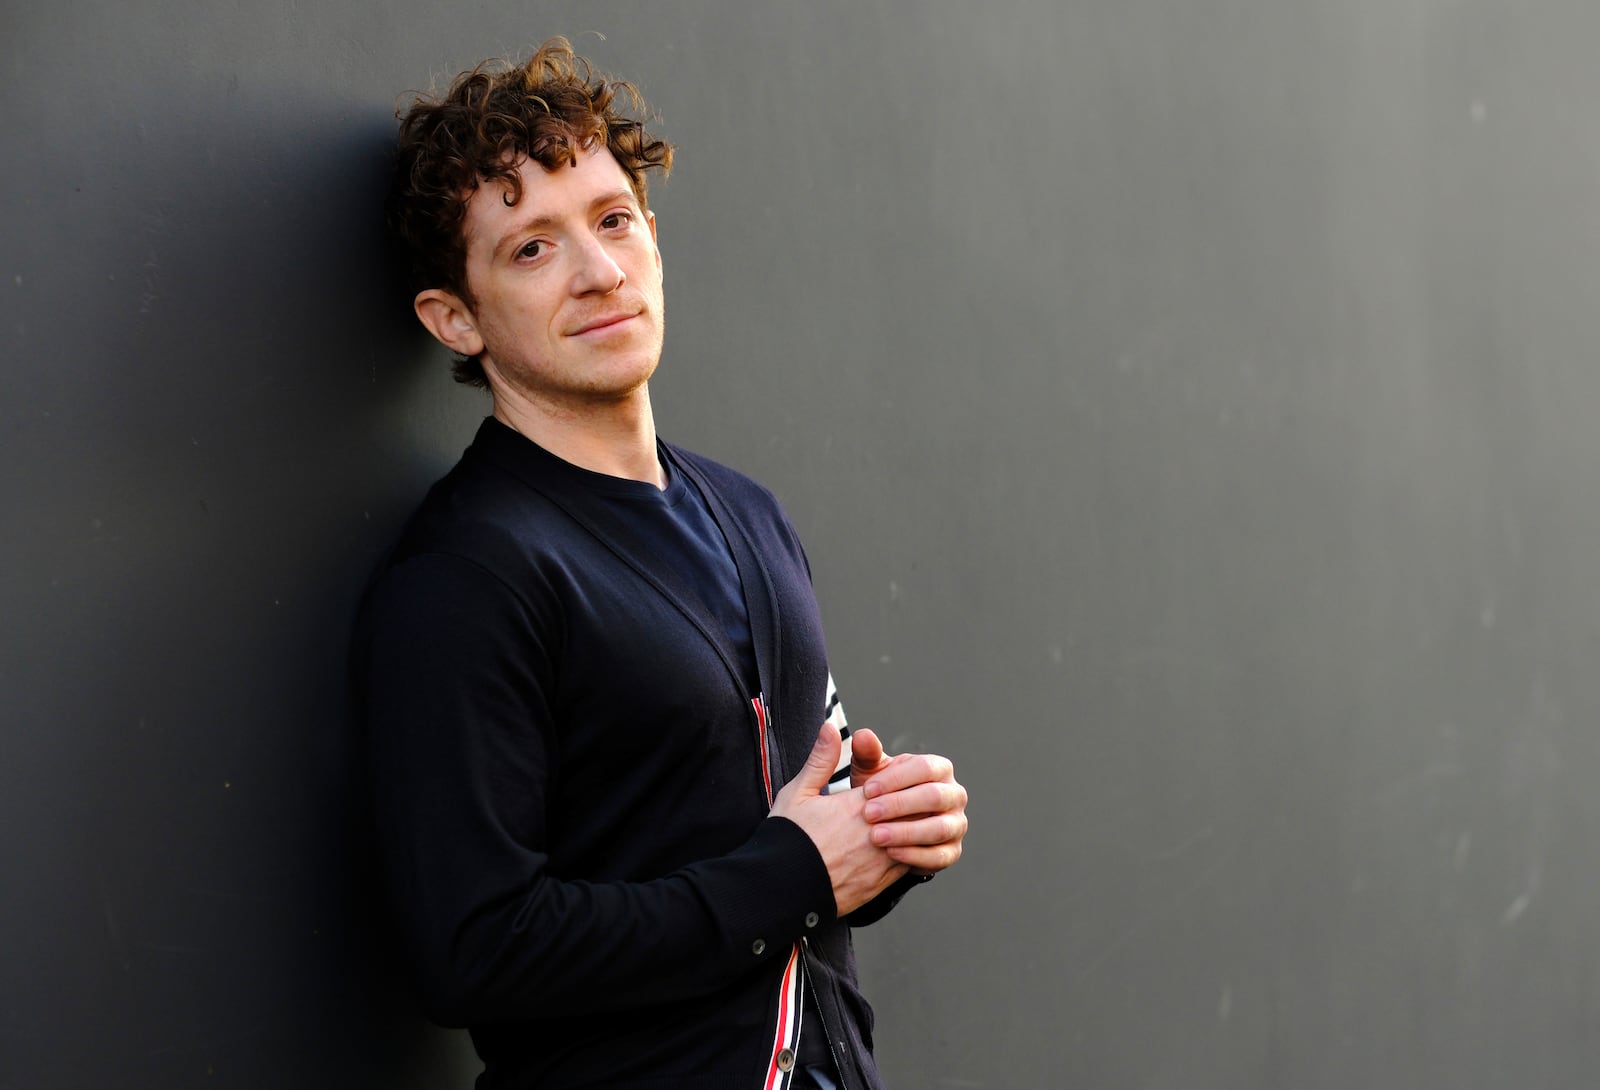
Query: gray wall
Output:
[[6, 1, 1600, 1087]]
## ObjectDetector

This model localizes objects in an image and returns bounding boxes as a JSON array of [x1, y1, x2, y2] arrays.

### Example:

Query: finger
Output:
[[862, 781, 967, 823], [886, 840, 964, 874], [861, 753, 955, 799], [868, 811, 968, 849]]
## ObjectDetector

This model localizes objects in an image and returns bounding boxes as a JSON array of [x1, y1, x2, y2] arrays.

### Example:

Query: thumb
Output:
[[850, 728, 886, 773], [848, 727, 889, 791], [793, 722, 843, 796]]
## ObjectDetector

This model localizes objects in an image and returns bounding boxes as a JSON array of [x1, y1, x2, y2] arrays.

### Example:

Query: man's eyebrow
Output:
[[490, 189, 643, 260]]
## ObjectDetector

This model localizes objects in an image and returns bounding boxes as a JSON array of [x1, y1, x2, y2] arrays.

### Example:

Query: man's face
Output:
[[426, 146, 664, 410]]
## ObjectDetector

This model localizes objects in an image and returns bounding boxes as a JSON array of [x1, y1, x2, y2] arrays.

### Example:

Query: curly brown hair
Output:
[[388, 38, 674, 387]]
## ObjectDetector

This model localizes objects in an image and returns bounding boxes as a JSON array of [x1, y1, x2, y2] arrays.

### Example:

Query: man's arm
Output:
[[361, 553, 904, 1026]]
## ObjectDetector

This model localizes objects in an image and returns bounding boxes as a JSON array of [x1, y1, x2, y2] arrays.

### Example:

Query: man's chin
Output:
[[567, 361, 660, 405]]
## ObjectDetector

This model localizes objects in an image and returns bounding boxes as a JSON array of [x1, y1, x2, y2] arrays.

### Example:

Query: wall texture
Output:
[[6, 1, 1600, 1087]]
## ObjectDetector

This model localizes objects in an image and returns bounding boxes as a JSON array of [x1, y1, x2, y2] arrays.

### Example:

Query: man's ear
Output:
[[414, 289, 486, 358]]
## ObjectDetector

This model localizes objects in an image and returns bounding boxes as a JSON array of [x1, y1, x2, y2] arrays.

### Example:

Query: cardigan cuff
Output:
[[704, 816, 837, 967]]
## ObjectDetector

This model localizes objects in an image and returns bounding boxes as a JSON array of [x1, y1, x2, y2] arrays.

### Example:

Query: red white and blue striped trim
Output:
[[752, 693, 775, 805], [762, 943, 806, 1090], [757, 676, 852, 802]]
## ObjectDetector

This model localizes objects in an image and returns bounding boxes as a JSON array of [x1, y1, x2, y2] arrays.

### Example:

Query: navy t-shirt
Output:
[[588, 451, 760, 698]]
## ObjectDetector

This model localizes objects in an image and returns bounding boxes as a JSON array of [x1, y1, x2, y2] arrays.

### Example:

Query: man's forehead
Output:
[[476, 148, 635, 209], [465, 147, 639, 246]]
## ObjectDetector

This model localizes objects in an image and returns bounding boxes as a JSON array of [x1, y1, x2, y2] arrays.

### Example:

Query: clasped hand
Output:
[[769, 722, 969, 916]]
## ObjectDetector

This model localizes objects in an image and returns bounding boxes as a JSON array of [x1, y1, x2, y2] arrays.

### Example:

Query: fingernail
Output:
[[864, 802, 883, 821], [863, 782, 881, 799]]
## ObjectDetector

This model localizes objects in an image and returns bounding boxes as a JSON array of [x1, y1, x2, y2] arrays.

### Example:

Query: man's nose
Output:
[[571, 235, 625, 295]]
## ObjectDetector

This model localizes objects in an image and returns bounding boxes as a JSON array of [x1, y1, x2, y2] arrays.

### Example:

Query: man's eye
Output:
[[517, 240, 545, 260], [600, 211, 632, 230]]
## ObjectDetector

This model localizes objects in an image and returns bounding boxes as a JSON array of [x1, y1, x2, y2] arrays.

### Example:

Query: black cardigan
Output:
[[358, 419, 912, 1088]]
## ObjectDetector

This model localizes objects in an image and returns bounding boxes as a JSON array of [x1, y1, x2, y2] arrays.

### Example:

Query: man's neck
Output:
[[490, 384, 665, 489]]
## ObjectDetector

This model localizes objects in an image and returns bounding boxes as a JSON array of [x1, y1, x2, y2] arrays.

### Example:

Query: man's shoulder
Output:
[[383, 435, 575, 576], [663, 440, 784, 512]]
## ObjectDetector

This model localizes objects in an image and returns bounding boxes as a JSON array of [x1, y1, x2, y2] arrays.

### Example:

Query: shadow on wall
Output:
[[5, 85, 482, 1086]]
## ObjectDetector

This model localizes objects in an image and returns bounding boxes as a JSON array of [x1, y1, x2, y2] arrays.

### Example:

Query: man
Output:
[[360, 38, 968, 1089]]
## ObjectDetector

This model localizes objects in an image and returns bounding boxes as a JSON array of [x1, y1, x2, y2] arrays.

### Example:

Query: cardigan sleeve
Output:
[[359, 552, 837, 1027]]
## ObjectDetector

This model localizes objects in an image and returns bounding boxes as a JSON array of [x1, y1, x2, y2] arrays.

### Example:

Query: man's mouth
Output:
[[570, 311, 640, 337]]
